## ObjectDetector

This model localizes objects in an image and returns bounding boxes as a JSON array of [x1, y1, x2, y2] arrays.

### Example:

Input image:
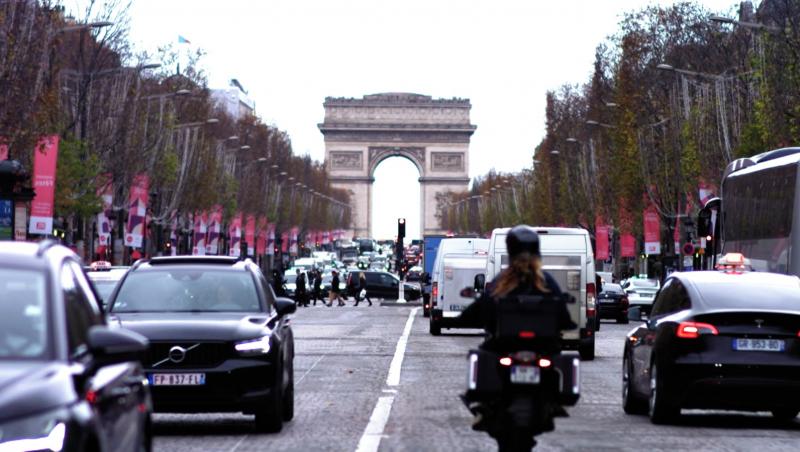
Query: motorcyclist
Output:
[[458, 225, 576, 446]]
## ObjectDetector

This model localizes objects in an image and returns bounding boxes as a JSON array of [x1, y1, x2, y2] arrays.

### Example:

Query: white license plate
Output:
[[733, 338, 785, 352], [510, 365, 541, 385], [449, 304, 463, 311], [149, 373, 206, 386]]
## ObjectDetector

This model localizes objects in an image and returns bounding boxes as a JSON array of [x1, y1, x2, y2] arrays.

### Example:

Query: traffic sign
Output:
[[682, 242, 694, 255]]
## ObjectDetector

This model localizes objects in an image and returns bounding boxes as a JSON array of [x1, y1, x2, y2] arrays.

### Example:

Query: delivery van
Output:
[[485, 227, 597, 360], [429, 237, 489, 334]]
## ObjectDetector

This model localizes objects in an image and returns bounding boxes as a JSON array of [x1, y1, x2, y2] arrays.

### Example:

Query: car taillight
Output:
[[621, 296, 629, 307], [586, 282, 596, 317], [432, 282, 438, 301], [676, 321, 719, 339]]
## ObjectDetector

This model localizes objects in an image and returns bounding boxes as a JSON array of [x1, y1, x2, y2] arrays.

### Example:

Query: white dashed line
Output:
[[355, 307, 419, 452]]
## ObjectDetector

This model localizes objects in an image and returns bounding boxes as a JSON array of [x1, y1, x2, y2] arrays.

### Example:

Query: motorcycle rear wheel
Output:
[[495, 428, 536, 452]]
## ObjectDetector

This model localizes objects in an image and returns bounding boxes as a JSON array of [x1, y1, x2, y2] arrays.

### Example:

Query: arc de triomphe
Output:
[[319, 93, 476, 238]]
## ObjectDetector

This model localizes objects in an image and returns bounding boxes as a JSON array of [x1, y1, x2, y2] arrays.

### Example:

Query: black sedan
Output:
[[622, 268, 800, 424], [346, 270, 421, 300], [107, 256, 296, 432], [0, 242, 151, 452], [597, 283, 629, 324]]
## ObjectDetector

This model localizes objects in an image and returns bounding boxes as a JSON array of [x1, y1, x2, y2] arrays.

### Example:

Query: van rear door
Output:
[[440, 256, 487, 319], [541, 254, 584, 342]]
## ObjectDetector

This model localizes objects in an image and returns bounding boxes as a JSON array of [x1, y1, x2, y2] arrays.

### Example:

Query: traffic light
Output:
[[398, 218, 406, 239]]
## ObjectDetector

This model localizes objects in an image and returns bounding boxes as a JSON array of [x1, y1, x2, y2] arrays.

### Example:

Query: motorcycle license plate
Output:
[[510, 365, 540, 385]]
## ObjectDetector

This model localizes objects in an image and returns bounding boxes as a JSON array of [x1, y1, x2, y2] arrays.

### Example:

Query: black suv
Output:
[[0, 242, 151, 452], [346, 270, 422, 301], [106, 256, 296, 432]]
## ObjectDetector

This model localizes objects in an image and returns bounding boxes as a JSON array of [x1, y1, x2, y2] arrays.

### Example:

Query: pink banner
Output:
[[192, 212, 207, 255], [289, 226, 299, 256], [266, 224, 276, 255], [674, 205, 681, 254], [620, 234, 636, 258], [256, 216, 268, 256], [228, 213, 243, 257], [0, 142, 8, 160], [281, 232, 289, 253], [96, 173, 113, 247], [28, 136, 59, 235], [245, 215, 256, 256], [643, 206, 661, 255], [595, 218, 609, 261], [124, 174, 149, 248], [206, 205, 223, 255]]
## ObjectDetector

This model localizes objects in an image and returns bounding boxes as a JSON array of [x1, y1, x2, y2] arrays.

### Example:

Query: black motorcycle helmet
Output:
[[506, 225, 540, 258]]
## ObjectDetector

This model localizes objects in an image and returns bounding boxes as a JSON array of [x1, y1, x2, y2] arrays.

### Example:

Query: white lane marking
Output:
[[386, 307, 419, 387], [382, 389, 398, 394], [355, 396, 395, 452], [227, 434, 248, 452]]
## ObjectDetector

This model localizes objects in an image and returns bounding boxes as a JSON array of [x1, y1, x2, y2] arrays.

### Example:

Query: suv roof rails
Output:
[[36, 239, 60, 257], [146, 256, 242, 266]]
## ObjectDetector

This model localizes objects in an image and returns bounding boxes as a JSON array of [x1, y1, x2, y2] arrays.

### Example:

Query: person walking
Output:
[[312, 269, 324, 306], [354, 272, 372, 306], [328, 270, 345, 307], [295, 269, 308, 307]]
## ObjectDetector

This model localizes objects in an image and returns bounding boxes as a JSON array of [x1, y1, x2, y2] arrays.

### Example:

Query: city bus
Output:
[[710, 147, 800, 274]]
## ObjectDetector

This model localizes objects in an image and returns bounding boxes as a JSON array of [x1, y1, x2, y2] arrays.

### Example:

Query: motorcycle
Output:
[[460, 278, 581, 451]]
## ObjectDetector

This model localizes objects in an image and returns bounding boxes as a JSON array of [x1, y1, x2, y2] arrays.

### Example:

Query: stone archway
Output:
[[319, 93, 476, 237]]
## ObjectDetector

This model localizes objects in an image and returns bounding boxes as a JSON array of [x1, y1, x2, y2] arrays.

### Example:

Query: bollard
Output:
[[396, 281, 406, 303]]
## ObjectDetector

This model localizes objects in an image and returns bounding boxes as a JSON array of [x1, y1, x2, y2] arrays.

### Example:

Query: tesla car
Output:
[[622, 257, 800, 424], [0, 241, 151, 452], [107, 255, 296, 432]]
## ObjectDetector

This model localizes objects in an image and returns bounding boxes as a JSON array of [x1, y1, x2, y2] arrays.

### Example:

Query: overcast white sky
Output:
[[72, 0, 737, 239]]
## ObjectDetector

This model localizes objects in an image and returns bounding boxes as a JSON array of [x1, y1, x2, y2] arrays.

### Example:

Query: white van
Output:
[[429, 238, 489, 334], [485, 227, 597, 360]]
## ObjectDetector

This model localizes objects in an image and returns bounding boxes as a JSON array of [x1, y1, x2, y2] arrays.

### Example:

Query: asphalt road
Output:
[[153, 305, 800, 451]]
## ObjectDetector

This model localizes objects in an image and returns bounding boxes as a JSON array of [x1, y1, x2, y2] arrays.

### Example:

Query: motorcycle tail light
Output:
[[538, 358, 552, 368], [499, 357, 513, 367], [518, 331, 536, 339]]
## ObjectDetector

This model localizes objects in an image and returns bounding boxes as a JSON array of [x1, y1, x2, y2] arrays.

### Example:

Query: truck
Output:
[[421, 234, 446, 317]]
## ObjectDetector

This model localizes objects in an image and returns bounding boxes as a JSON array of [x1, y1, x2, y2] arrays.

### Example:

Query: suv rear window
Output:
[[111, 268, 261, 313]]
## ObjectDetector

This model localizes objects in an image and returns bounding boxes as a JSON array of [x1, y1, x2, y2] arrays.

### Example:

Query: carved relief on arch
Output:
[[368, 146, 425, 175], [329, 151, 364, 170]]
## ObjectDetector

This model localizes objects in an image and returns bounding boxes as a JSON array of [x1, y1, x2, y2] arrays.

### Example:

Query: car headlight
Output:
[[0, 408, 68, 452], [235, 335, 271, 355]]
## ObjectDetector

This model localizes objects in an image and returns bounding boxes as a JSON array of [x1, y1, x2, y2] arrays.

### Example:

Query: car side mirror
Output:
[[474, 274, 486, 291], [275, 298, 297, 317], [88, 325, 148, 366]]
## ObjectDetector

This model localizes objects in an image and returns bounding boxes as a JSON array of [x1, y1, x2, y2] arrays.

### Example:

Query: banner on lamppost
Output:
[[124, 174, 149, 248], [620, 234, 636, 258], [96, 174, 113, 248], [281, 231, 289, 253], [256, 216, 268, 256], [289, 227, 299, 256], [228, 213, 243, 257], [595, 217, 609, 261], [192, 211, 207, 255], [206, 205, 223, 255], [266, 223, 276, 256], [643, 206, 661, 255], [245, 215, 256, 256], [169, 211, 178, 256], [0, 142, 8, 160], [28, 136, 59, 235]]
